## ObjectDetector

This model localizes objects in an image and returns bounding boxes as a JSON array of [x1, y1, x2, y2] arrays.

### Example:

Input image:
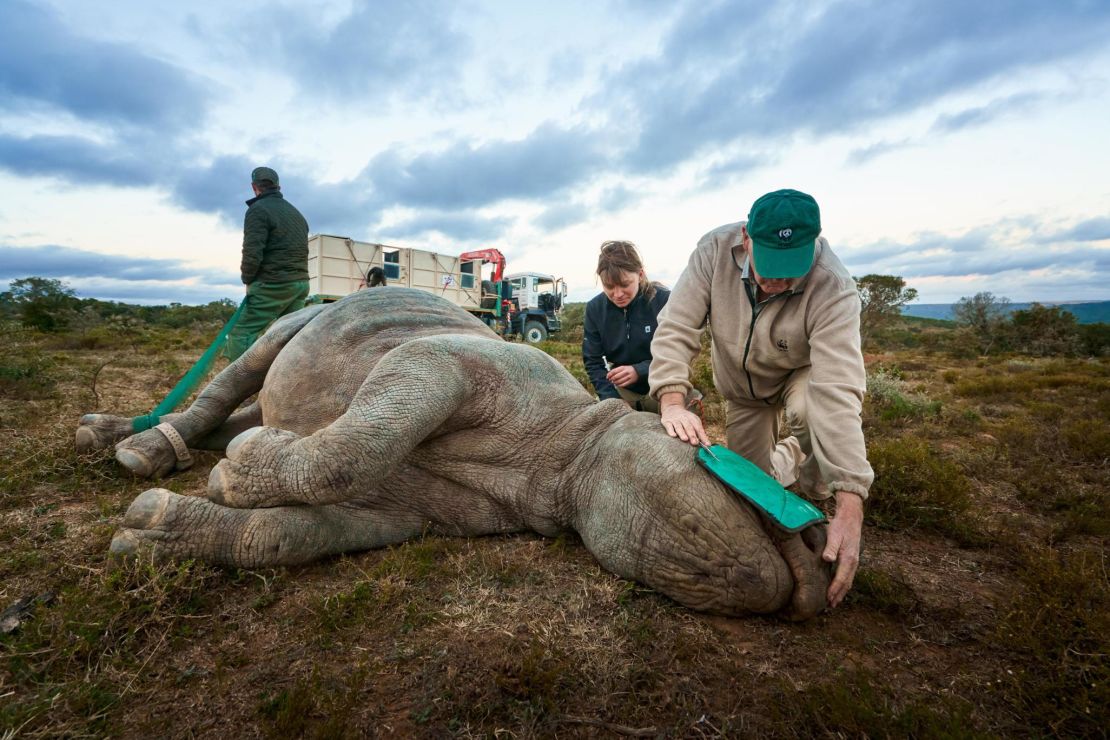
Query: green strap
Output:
[[131, 298, 249, 432]]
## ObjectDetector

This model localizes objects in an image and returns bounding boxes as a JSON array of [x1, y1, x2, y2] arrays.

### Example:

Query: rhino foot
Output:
[[76, 414, 136, 453], [115, 428, 181, 479], [778, 524, 833, 622], [208, 426, 301, 508], [109, 488, 181, 559]]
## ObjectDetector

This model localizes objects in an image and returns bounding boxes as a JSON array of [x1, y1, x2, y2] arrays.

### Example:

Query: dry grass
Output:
[[1, 325, 1107, 736]]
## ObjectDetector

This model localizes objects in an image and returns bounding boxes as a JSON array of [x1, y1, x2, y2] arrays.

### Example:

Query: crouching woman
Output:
[[583, 241, 671, 412]]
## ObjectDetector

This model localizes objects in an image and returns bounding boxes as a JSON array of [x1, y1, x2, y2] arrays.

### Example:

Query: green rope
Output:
[[131, 298, 248, 432]]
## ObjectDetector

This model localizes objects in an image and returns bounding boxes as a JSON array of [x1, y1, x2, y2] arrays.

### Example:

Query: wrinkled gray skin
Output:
[[77, 288, 830, 619]]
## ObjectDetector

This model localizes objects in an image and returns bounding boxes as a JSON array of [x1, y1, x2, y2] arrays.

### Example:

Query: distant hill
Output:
[[903, 300, 1110, 324]]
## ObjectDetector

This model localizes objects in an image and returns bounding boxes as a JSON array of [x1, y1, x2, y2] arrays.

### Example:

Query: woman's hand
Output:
[[606, 365, 639, 388]]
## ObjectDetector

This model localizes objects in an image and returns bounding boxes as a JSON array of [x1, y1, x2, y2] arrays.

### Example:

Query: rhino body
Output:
[[78, 288, 829, 618]]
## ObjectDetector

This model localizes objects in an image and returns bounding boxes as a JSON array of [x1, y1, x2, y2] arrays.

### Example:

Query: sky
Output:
[[1, 0, 1109, 305]]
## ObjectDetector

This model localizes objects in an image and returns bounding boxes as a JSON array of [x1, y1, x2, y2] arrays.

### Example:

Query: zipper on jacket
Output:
[[741, 285, 794, 404]]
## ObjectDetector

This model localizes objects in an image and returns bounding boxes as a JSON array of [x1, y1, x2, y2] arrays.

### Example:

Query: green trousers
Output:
[[224, 280, 309, 361]]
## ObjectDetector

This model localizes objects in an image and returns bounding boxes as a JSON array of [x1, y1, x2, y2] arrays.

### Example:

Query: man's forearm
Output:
[[659, 391, 686, 408]]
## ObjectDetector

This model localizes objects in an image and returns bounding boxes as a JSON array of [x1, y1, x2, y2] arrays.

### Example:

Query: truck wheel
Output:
[[523, 320, 548, 343]]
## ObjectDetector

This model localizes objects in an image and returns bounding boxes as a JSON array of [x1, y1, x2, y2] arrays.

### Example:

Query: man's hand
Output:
[[606, 365, 639, 388], [823, 491, 864, 607], [658, 392, 709, 446]]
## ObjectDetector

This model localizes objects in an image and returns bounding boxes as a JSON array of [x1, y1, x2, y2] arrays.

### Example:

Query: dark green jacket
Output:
[[241, 190, 309, 285]]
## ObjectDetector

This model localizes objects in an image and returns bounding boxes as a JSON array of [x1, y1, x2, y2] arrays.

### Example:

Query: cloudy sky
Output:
[[2, 0, 1109, 305]]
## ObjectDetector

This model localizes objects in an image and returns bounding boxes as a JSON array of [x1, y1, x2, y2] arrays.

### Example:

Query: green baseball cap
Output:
[[746, 189, 821, 279], [251, 166, 279, 185]]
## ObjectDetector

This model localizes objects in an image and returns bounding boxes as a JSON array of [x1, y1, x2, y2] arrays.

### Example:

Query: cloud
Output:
[[597, 185, 640, 213], [697, 151, 770, 185], [245, 0, 469, 102], [0, 0, 208, 131], [381, 211, 513, 242], [50, 277, 241, 305], [1049, 216, 1110, 243], [0, 133, 156, 188], [840, 218, 1110, 279], [364, 124, 608, 210], [930, 92, 1048, 134], [845, 139, 913, 166], [534, 201, 589, 231], [604, 0, 1110, 172], [0, 244, 238, 286]]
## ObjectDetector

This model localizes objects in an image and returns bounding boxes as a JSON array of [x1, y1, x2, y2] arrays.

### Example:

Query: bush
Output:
[[867, 438, 983, 544], [953, 292, 1010, 355], [866, 369, 941, 422], [1078, 322, 1110, 357], [994, 545, 1109, 737], [0, 348, 57, 400], [1008, 304, 1082, 357], [0, 277, 81, 332]]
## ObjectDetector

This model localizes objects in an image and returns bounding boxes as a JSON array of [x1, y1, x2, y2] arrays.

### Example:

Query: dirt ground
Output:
[[1, 330, 1107, 738]]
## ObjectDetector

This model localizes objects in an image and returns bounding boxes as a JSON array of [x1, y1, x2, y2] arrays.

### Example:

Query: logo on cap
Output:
[[778, 228, 793, 243]]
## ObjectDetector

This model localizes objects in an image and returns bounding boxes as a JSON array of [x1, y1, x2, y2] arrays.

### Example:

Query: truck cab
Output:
[[506, 272, 567, 343]]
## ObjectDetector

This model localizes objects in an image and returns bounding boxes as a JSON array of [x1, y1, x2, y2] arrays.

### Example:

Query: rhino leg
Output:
[[207, 339, 471, 509], [75, 413, 137, 454], [773, 524, 832, 621], [110, 488, 428, 568], [112, 306, 324, 479]]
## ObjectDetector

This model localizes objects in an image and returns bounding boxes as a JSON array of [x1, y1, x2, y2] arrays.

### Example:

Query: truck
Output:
[[305, 234, 567, 343]]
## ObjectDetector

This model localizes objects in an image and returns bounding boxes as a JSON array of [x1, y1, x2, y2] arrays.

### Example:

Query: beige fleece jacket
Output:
[[649, 222, 874, 498]]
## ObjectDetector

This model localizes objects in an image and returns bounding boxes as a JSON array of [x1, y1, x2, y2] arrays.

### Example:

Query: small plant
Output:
[[0, 349, 57, 400], [867, 369, 941, 422], [993, 545, 1109, 737], [850, 566, 919, 616], [867, 438, 984, 545]]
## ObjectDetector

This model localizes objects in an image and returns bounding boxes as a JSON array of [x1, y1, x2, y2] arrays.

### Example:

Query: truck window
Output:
[[383, 249, 400, 279], [460, 261, 475, 289]]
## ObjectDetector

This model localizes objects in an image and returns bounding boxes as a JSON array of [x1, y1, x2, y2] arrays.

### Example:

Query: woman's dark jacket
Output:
[[582, 286, 670, 399]]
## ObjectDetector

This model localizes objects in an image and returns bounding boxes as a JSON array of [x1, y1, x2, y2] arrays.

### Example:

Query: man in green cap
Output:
[[648, 189, 872, 609], [224, 166, 310, 360]]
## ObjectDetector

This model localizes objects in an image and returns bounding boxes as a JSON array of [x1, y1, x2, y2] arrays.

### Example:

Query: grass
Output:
[[1, 316, 1108, 735], [993, 545, 1109, 737], [866, 437, 986, 546]]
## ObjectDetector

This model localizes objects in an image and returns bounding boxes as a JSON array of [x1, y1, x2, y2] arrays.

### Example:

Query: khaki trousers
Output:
[[616, 386, 660, 413], [725, 367, 827, 499]]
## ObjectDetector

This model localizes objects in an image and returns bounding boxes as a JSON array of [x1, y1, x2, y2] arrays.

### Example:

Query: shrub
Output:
[[994, 545, 1109, 737], [0, 349, 57, 400], [850, 566, 919, 616], [857, 274, 918, 346], [953, 292, 1011, 355], [1060, 418, 1110, 465], [867, 438, 983, 544], [1, 277, 81, 332], [1008, 304, 1082, 357], [1078, 322, 1110, 357], [867, 369, 941, 421]]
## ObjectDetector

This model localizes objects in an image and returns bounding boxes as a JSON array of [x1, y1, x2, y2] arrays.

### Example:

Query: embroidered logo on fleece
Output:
[[644, 326, 652, 333], [777, 339, 789, 351]]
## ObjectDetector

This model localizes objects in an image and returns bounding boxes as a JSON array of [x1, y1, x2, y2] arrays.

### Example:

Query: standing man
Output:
[[648, 189, 872, 608], [225, 166, 310, 361]]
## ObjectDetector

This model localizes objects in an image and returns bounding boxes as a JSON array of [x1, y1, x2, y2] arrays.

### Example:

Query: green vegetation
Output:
[[1, 275, 1107, 736], [857, 273, 918, 344], [994, 545, 1109, 737], [866, 437, 985, 545]]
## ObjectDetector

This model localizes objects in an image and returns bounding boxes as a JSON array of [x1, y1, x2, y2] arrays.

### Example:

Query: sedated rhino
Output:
[[77, 288, 831, 619]]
